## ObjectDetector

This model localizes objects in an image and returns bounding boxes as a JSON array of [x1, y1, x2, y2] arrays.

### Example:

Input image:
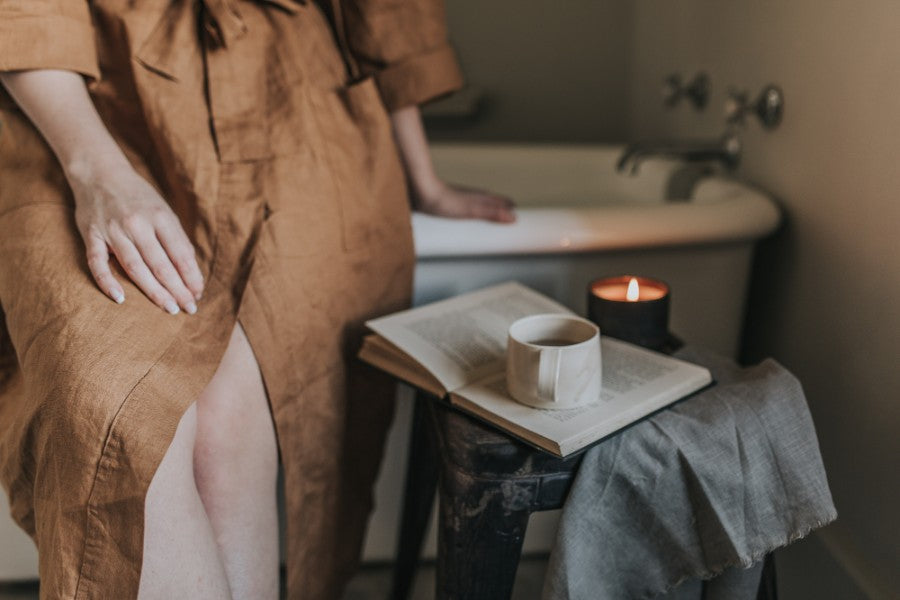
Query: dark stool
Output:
[[388, 396, 778, 600], [389, 394, 583, 599]]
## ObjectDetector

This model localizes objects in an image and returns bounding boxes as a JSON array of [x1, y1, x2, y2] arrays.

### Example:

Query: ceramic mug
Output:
[[506, 314, 602, 410]]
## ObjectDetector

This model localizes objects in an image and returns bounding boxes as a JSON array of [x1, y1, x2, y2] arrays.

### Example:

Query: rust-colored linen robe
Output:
[[0, 1, 462, 598]]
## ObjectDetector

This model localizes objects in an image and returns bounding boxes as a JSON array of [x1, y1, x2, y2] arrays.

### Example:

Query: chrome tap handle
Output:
[[685, 73, 710, 110], [662, 74, 683, 107], [757, 85, 785, 128], [662, 72, 709, 110], [725, 85, 784, 129]]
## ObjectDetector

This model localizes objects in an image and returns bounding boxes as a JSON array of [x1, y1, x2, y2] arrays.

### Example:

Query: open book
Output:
[[360, 282, 712, 457]]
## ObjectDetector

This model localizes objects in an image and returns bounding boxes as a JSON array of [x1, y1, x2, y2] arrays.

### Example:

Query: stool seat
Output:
[[436, 401, 584, 480]]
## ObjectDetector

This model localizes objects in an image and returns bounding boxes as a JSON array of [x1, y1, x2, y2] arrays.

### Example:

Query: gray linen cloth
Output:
[[543, 346, 837, 600]]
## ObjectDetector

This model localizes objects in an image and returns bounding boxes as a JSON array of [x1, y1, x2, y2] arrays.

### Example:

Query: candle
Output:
[[587, 275, 671, 351]]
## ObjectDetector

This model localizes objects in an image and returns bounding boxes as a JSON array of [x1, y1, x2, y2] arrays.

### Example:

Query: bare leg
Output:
[[138, 323, 278, 599], [138, 403, 233, 599], [194, 323, 280, 600]]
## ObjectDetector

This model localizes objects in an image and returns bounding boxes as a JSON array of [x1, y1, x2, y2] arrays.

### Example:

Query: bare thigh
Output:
[[139, 403, 232, 600], [140, 323, 279, 600], [194, 322, 280, 600]]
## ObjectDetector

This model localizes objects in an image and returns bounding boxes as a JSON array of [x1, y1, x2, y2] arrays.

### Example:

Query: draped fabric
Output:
[[543, 348, 836, 600]]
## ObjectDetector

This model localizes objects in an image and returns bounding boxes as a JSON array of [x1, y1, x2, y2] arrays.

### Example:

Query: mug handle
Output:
[[537, 347, 562, 402]]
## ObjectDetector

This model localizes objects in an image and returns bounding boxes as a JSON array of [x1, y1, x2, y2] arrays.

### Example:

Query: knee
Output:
[[192, 324, 277, 483], [194, 351, 271, 453], [195, 391, 273, 447], [193, 391, 278, 485], [195, 386, 255, 445]]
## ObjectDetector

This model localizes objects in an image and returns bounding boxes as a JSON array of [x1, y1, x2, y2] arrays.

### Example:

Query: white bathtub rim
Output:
[[413, 177, 781, 258]]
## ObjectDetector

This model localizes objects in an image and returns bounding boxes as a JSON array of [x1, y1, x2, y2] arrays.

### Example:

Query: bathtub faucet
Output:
[[616, 133, 741, 174]]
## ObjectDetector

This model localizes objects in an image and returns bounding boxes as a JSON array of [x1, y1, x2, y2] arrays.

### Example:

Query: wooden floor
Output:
[[0, 535, 868, 599]]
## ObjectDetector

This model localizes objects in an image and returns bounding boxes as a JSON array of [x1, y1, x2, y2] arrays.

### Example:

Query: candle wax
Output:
[[591, 282, 667, 302]]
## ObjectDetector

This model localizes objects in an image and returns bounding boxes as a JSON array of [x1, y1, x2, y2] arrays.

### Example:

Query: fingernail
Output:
[[164, 300, 180, 315], [111, 290, 125, 304], [186, 301, 198, 315]]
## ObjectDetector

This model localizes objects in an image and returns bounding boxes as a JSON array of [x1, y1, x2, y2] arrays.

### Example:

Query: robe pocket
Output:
[[0, 110, 74, 217], [306, 77, 412, 254]]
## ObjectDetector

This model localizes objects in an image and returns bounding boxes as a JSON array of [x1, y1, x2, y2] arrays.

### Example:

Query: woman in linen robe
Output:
[[0, 0, 514, 597]]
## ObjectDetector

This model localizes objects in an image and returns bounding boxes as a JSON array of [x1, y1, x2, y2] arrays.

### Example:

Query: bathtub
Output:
[[361, 143, 781, 561], [413, 143, 779, 355]]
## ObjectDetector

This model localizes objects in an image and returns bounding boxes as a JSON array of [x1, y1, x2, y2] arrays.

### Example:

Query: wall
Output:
[[629, 2, 900, 597], [427, 0, 633, 142]]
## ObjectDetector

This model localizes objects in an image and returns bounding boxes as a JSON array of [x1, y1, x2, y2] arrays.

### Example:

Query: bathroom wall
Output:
[[427, 0, 634, 142], [628, 2, 900, 597]]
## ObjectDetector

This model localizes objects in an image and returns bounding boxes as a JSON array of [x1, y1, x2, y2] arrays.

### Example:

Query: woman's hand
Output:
[[411, 180, 516, 223], [67, 160, 204, 314], [0, 69, 204, 314], [390, 105, 517, 224]]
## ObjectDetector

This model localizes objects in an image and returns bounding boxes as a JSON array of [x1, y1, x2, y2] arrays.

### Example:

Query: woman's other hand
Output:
[[67, 159, 204, 314], [390, 105, 517, 224], [412, 181, 516, 223], [0, 69, 203, 314]]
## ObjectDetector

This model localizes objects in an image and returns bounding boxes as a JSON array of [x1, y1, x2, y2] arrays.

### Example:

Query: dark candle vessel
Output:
[[587, 275, 672, 352]]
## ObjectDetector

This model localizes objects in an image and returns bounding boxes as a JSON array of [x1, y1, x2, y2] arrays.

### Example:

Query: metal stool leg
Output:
[[756, 553, 778, 600], [389, 394, 440, 600], [436, 474, 532, 600]]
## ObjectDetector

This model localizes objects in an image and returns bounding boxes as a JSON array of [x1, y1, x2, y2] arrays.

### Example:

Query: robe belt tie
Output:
[[135, 0, 353, 82]]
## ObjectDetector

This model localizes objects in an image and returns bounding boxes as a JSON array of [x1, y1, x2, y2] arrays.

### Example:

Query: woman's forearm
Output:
[[389, 105, 443, 199], [0, 69, 129, 178], [389, 104, 516, 223]]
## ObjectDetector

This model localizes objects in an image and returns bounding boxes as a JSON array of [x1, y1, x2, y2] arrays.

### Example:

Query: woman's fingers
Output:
[[449, 186, 517, 223], [108, 227, 183, 315], [85, 232, 125, 304], [155, 215, 205, 301], [470, 193, 517, 223], [69, 167, 204, 313], [125, 219, 198, 314]]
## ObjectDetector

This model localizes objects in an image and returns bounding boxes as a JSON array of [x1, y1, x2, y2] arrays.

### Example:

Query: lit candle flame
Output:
[[626, 277, 640, 302]]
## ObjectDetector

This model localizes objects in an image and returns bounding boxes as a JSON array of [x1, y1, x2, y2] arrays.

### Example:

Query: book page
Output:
[[366, 282, 572, 391], [452, 337, 712, 456], [358, 336, 447, 398], [599, 345, 679, 399]]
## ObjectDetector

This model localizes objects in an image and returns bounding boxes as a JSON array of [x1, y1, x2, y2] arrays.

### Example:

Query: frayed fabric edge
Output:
[[648, 510, 838, 600]]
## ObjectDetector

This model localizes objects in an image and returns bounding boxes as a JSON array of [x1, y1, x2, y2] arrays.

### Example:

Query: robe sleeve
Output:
[[339, 0, 464, 111], [0, 0, 99, 79]]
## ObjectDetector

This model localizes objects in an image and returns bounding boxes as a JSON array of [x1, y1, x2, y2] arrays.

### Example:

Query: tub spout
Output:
[[617, 133, 742, 174]]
